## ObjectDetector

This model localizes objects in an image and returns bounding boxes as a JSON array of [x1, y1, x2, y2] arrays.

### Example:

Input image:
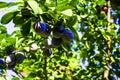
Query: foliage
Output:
[[0, 0, 120, 80]]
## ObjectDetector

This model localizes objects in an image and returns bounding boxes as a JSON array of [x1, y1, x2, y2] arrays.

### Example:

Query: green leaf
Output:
[[56, 5, 73, 12], [66, 16, 77, 28], [23, 59, 35, 66], [0, 25, 6, 33], [27, 0, 43, 15], [21, 20, 31, 36], [61, 9, 72, 16], [7, 2, 23, 8], [106, 29, 116, 36], [6, 37, 16, 45], [69, 0, 79, 7], [65, 16, 79, 41], [1, 11, 19, 24], [99, 28, 108, 40], [0, 2, 7, 8], [13, 15, 25, 25], [0, 33, 6, 41], [12, 77, 20, 80]]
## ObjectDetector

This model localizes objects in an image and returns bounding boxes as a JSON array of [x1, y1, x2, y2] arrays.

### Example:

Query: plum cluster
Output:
[[0, 50, 26, 69], [33, 20, 74, 56], [100, 5, 108, 14]]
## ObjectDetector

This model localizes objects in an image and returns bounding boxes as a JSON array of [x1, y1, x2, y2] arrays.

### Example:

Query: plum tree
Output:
[[62, 29, 74, 43], [1, 0, 120, 79], [53, 26, 65, 38], [15, 51, 26, 64]]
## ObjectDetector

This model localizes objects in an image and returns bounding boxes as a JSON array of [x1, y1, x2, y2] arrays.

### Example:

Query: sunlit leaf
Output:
[[0, 2, 7, 8], [61, 9, 72, 16], [1, 11, 19, 24], [27, 0, 43, 15]]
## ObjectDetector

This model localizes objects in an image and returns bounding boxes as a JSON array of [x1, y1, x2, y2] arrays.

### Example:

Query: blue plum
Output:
[[0, 59, 5, 69], [44, 38, 52, 48], [52, 37, 62, 47], [33, 20, 51, 38], [40, 24, 52, 38], [15, 51, 26, 64], [33, 20, 46, 34], [6, 54, 15, 65], [42, 48, 52, 56], [53, 26, 65, 38], [62, 29, 74, 43]]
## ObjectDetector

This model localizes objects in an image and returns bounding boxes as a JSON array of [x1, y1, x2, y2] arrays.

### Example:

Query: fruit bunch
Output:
[[0, 49, 25, 70], [5, 50, 26, 68], [100, 5, 108, 14], [33, 20, 74, 56]]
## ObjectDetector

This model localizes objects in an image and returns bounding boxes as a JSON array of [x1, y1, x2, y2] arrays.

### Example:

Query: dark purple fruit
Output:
[[0, 59, 5, 69], [53, 26, 65, 38], [33, 20, 51, 38], [15, 51, 26, 64], [40, 24, 52, 38], [6, 54, 15, 65], [44, 38, 52, 48], [33, 20, 46, 34], [62, 29, 74, 43], [42, 48, 52, 56], [52, 37, 62, 47]]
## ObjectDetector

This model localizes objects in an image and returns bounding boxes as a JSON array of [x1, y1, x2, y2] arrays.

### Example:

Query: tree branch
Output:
[[104, 0, 111, 79]]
